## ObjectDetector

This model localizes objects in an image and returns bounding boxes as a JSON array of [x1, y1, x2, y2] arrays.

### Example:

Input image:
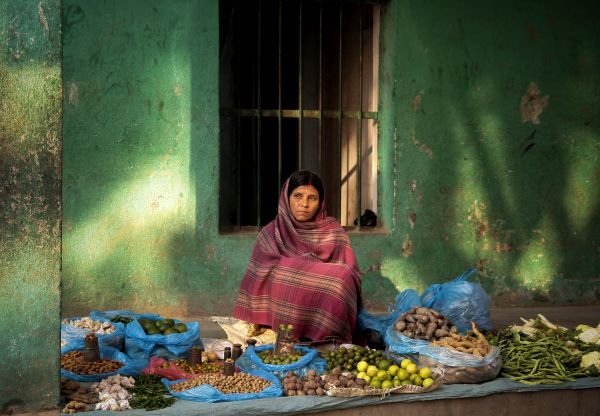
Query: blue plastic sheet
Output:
[[162, 368, 282, 402], [61, 316, 126, 350], [60, 344, 148, 382], [125, 318, 200, 360], [236, 345, 327, 378], [420, 268, 492, 333]]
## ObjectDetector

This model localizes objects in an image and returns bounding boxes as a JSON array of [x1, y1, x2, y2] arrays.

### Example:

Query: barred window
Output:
[[219, 0, 379, 231]]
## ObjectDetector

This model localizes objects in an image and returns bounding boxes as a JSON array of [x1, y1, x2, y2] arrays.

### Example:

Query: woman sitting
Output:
[[233, 170, 362, 343]]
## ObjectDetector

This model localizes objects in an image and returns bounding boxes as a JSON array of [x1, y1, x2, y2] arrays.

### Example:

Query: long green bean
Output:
[[492, 332, 592, 385]]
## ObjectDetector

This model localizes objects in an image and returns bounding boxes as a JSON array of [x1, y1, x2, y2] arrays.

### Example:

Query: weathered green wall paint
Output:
[[0, 0, 61, 411], [62, 0, 600, 328], [372, 0, 600, 305], [62, 0, 247, 317]]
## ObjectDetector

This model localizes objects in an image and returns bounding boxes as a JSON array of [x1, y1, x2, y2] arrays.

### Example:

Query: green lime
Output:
[[173, 323, 188, 333], [161, 318, 175, 327], [163, 328, 178, 335]]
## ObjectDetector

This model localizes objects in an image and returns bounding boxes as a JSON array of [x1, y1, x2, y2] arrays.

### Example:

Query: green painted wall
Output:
[[373, 0, 600, 305], [62, 0, 600, 323], [0, 0, 62, 412]]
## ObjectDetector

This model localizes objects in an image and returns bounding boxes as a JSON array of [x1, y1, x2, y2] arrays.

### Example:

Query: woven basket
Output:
[[325, 370, 443, 398]]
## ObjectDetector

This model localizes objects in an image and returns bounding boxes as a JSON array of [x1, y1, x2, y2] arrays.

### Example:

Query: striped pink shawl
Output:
[[233, 178, 362, 342]]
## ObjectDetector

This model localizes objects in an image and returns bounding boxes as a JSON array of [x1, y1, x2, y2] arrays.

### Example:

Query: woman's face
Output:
[[289, 185, 320, 222]]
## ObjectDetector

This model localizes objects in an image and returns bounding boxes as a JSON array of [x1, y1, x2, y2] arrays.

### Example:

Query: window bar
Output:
[[235, 1, 241, 229], [318, 2, 323, 176], [298, 0, 303, 169], [337, 2, 343, 222], [356, 3, 363, 230], [256, 0, 262, 227], [278, 0, 282, 187]]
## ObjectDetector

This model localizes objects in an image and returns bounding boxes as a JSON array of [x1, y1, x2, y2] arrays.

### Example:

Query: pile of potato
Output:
[[394, 307, 458, 341], [282, 370, 327, 396], [61, 351, 123, 375], [323, 367, 371, 390], [169, 373, 271, 394]]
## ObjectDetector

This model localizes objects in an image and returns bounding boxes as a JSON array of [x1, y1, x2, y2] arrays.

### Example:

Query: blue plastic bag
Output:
[[420, 268, 492, 333], [357, 289, 422, 335], [162, 368, 282, 402], [60, 344, 148, 382], [235, 345, 327, 378], [125, 318, 200, 360], [384, 325, 499, 368], [61, 316, 126, 350]]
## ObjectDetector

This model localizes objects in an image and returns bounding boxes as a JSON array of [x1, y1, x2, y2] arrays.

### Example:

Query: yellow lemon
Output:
[[418, 366, 432, 379], [422, 377, 434, 388], [356, 360, 369, 373], [381, 380, 394, 389], [388, 364, 400, 377], [406, 363, 418, 375], [376, 370, 389, 381], [366, 365, 379, 378], [396, 368, 410, 380], [400, 358, 413, 369]]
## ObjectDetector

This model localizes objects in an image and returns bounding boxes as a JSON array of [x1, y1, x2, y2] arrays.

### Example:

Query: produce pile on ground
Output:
[[257, 348, 305, 365], [431, 322, 491, 357], [168, 358, 222, 375], [169, 373, 272, 394], [282, 370, 327, 396], [61, 351, 123, 375], [129, 374, 176, 411], [59, 307, 600, 410], [320, 346, 435, 390], [138, 318, 188, 335], [394, 306, 458, 340], [62, 317, 117, 334], [488, 314, 599, 385]]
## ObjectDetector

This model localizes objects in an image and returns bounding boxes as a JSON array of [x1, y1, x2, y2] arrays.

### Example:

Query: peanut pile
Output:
[[61, 351, 123, 375], [170, 373, 271, 394]]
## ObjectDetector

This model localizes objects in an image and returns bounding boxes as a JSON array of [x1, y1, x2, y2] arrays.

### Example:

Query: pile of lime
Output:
[[356, 357, 435, 389], [139, 318, 188, 335], [257, 349, 305, 365], [321, 346, 386, 372]]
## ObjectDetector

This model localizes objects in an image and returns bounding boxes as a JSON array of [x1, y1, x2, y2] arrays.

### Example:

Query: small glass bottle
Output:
[[223, 358, 235, 376], [232, 343, 243, 360], [223, 346, 232, 360], [83, 333, 100, 362], [246, 339, 257, 348], [189, 346, 203, 366]]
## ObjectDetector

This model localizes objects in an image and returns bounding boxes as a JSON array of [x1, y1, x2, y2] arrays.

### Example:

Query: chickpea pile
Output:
[[170, 359, 221, 374], [170, 373, 271, 394], [61, 351, 123, 375]]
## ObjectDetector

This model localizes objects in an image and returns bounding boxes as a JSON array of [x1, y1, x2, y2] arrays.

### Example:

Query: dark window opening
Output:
[[219, 0, 379, 231]]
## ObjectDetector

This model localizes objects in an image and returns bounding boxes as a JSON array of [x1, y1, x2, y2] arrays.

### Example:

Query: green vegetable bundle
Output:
[[490, 328, 593, 385], [129, 374, 176, 411]]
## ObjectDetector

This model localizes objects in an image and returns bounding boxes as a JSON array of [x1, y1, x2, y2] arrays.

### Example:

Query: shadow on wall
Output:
[[382, 0, 600, 307]]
